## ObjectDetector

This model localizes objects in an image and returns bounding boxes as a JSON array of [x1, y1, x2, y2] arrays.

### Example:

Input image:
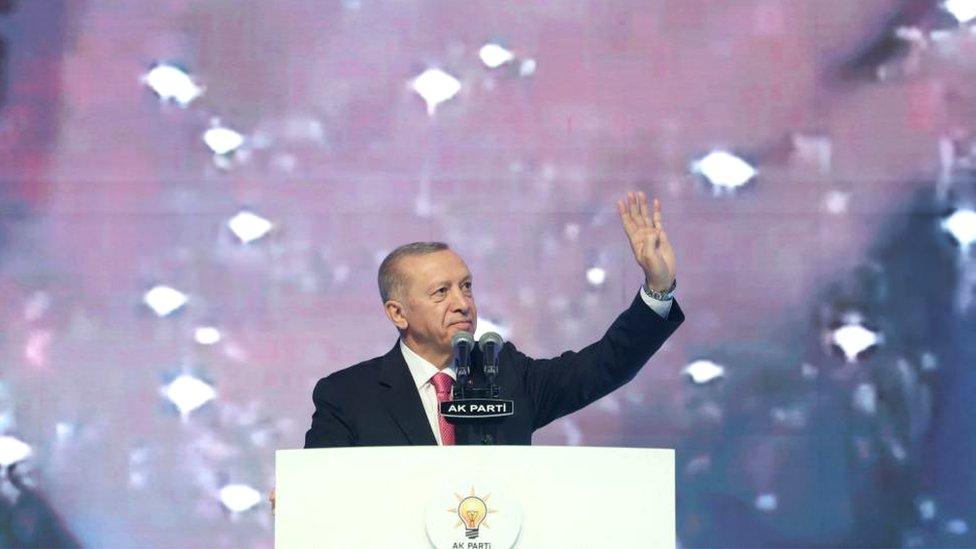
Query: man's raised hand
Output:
[[616, 192, 676, 293]]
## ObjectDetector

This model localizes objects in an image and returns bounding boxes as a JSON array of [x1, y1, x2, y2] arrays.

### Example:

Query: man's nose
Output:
[[449, 287, 471, 313]]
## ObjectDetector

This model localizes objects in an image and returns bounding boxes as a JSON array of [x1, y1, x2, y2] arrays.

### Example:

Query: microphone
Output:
[[478, 332, 503, 378], [451, 330, 474, 381], [441, 330, 514, 439]]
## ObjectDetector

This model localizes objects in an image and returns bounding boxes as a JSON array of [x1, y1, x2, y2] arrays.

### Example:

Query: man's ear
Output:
[[384, 299, 409, 330]]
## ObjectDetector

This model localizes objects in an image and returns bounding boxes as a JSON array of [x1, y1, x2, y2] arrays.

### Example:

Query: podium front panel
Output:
[[276, 446, 674, 548]]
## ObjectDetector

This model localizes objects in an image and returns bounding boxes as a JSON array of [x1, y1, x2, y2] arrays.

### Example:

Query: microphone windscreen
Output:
[[478, 331, 504, 353], [451, 331, 474, 347]]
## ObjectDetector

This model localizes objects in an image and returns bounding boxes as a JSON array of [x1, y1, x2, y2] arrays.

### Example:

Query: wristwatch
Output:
[[644, 278, 677, 301]]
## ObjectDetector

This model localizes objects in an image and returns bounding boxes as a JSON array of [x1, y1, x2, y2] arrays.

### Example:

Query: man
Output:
[[303, 192, 684, 447]]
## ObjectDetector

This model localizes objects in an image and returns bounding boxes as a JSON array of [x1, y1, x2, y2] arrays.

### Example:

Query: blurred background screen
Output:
[[0, 0, 974, 547]]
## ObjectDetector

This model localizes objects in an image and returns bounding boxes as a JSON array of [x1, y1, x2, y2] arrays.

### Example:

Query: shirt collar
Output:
[[399, 339, 457, 389]]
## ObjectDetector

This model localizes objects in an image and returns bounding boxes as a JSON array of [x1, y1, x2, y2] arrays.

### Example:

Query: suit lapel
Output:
[[378, 342, 438, 445]]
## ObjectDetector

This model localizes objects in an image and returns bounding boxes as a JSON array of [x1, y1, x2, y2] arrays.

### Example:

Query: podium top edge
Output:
[[276, 446, 675, 456]]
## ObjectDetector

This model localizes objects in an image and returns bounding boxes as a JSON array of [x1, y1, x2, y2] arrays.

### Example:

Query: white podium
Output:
[[275, 446, 675, 548]]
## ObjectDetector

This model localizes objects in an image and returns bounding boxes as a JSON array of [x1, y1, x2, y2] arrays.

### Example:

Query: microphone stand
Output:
[[454, 339, 471, 394], [479, 342, 500, 445]]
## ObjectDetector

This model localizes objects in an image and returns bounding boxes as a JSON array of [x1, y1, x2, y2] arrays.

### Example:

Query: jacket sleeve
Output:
[[520, 293, 684, 430], [303, 375, 356, 448]]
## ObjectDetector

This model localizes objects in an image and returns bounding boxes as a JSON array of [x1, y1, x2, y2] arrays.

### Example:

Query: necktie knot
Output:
[[431, 372, 454, 396]]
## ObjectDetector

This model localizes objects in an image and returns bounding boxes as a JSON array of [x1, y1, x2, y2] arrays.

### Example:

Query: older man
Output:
[[303, 192, 683, 447]]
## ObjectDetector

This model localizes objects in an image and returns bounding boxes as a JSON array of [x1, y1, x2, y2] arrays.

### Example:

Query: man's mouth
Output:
[[451, 321, 473, 329]]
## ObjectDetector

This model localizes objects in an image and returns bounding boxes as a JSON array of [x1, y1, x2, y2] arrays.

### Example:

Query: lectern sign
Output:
[[440, 399, 515, 419], [425, 483, 522, 549]]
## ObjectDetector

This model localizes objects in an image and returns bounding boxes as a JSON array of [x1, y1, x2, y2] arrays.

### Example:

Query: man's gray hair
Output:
[[377, 241, 450, 303]]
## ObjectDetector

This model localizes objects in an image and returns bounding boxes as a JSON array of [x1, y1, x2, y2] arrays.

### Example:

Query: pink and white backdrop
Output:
[[0, 0, 974, 546]]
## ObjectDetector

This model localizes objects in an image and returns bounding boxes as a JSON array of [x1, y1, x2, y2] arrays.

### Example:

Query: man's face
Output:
[[397, 250, 478, 356]]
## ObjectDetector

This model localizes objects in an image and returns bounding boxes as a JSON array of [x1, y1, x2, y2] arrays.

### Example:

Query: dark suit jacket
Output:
[[304, 293, 684, 447]]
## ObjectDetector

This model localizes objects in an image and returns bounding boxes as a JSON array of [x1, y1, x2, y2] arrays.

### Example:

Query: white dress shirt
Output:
[[400, 286, 673, 445]]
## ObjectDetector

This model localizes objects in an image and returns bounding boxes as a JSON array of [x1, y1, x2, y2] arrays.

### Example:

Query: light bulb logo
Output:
[[448, 487, 496, 539], [458, 496, 487, 538]]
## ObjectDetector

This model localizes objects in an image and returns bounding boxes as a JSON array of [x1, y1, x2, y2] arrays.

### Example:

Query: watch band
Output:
[[644, 278, 677, 301]]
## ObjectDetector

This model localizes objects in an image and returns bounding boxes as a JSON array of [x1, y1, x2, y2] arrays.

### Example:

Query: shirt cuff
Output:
[[639, 285, 673, 319]]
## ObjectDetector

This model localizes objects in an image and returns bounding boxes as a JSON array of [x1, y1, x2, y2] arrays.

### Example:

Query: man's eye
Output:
[[435, 288, 447, 295]]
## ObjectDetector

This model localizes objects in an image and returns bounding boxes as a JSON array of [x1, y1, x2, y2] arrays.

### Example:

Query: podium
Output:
[[275, 446, 675, 548]]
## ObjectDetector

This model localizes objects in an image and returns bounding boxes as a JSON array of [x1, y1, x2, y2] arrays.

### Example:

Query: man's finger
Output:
[[628, 192, 643, 227], [652, 198, 663, 230], [638, 192, 650, 225], [617, 199, 636, 234], [632, 192, 651, 230], [620, 198, 641, 234]]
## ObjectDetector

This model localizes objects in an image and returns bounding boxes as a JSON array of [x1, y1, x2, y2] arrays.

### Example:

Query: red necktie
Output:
[[431, 372, 455, 445]]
